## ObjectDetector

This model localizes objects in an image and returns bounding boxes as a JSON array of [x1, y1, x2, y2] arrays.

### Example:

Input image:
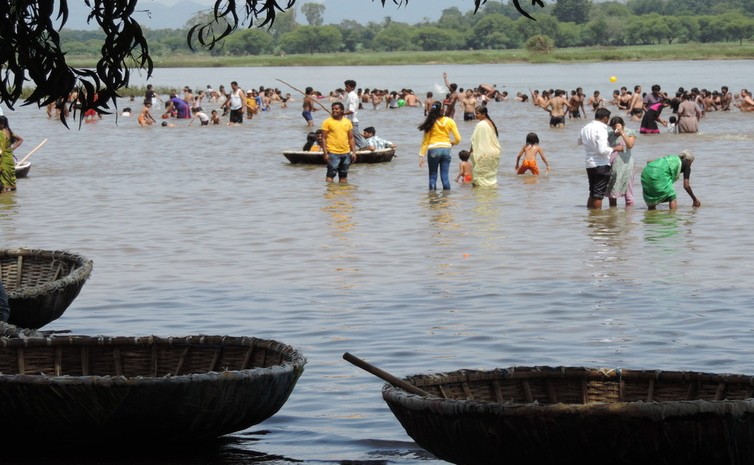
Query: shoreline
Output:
[[69, 43, 754, 68]]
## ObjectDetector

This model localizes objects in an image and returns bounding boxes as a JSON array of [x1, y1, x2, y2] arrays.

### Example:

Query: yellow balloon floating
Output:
[[609, 76, 618, 83]]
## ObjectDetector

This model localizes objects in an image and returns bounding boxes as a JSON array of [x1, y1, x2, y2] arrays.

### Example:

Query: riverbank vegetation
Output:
[[65, 42, 754, 70], [60, 0, 754, 65]]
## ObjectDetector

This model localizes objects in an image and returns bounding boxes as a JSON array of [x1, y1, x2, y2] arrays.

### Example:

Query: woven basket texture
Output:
[[0, 248, 93, 329], [0, 334, 306, 444], [383, 366, 754, 465]]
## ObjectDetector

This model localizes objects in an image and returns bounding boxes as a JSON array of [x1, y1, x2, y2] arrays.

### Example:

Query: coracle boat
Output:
[[0, 334, 306, 446], [345, 354, 754, 465], [1, 248, 93, 329], [283, 147, 395, 165], [14, 161, 31, 178]]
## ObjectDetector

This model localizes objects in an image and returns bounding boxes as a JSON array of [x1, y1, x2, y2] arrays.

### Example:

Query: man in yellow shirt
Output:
[[321, 102, 356, 183]]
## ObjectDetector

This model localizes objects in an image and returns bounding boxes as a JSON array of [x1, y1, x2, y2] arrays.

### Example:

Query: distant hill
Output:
[[61, 0, 474, 30]]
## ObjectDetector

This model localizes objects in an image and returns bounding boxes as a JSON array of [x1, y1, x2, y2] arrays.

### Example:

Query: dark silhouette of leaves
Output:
[[0, 0, 539, 127]]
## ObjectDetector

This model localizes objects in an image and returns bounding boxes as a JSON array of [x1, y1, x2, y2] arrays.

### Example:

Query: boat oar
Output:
[[343, 352, 430, 397], [276, 78, 333, 116], [16, 138, 48, 165]]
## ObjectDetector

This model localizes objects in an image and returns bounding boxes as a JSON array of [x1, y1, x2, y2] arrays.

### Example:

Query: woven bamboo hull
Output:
[[283, 148, 395, 165], [1, 248, 93, 329], [0, 335, 306, 444], [382, 366, 754, 465], [14, 161, 31, 178]]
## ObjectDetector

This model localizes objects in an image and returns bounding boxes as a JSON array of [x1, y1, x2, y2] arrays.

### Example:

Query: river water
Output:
[[2, 61, 753, 464]]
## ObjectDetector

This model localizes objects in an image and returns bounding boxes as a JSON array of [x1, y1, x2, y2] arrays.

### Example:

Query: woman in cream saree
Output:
[[469, 105, 501, 187]]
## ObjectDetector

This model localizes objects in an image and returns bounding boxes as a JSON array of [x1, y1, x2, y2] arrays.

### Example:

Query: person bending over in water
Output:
[[640, 150, 700, 210]]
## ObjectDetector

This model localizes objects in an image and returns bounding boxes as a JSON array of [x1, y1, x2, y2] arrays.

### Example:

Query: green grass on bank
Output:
[[65, 42, 754, 69]]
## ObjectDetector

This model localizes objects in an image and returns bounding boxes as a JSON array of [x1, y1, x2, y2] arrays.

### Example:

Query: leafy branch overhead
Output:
[[0, 1, 542, 126]]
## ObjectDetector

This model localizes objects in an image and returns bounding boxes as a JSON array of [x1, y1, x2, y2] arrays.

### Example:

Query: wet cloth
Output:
[[517, 159, 539, 175], [676, 100, 700, 133], [470, 120, 501, 187], [607, 128, 636, 203], [640, 154, 682, 206], [640, 102, 664, 134], [0, 129, 15, 191]]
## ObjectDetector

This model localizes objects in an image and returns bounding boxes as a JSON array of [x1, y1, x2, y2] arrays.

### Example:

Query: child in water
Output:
[[455, 150, 473, 184], [515, 132, 550, 175], [667, 115, 678, 133]]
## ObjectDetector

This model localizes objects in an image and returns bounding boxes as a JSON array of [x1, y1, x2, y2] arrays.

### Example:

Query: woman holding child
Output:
[[469, 105, 501, 187]]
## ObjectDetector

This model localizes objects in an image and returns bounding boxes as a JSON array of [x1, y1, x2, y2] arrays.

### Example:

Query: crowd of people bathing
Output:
[[35, 73, 754, 211]]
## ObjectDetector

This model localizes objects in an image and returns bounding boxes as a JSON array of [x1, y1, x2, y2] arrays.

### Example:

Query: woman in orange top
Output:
[[418, 101, 461, 190]]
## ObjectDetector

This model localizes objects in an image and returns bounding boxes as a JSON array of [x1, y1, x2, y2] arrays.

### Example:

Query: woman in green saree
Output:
[[640, 150, 701, 210]]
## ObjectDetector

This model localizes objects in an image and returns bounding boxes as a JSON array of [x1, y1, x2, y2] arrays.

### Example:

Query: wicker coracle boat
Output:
[[344, 354, 754, 465], [283, 147, 396, 165], [0, 334, 306, 445], [14, 161, 31, 178], [0, 248, 93, 329]]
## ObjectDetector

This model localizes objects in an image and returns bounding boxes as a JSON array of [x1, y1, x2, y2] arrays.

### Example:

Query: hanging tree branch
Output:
[[0, 0, 542, 128]]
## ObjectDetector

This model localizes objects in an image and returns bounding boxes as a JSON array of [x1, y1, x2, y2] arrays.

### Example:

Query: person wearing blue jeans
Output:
[[418, 101, 461, 191], [426, 147, 452, 190]]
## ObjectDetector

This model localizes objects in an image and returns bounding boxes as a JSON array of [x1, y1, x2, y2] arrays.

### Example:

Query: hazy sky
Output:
[[158, 0, 477, 24], [64, 1, 484, 30]]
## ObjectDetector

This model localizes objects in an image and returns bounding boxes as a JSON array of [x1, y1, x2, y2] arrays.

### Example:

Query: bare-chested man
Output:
[[545, 89, 569, 128], [720, 86, 733, 111], [302, 86, 317, 127], [587, 91, 604, 111], [423, 91, 434, 116], [568, 90, 583, 118], [618, 87, 631, 110], [461, 89, 477, 121], [404, 90, 421, 107], [735, 89, 754, 112], [628, 85, 644, 121], [442, 72, 460, 119]]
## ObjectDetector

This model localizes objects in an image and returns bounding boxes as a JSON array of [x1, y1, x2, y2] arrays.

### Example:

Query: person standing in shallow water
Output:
[[607, 116, 637, 207], [418, 101, 461, 191], [578, 108, 624, 210], [321, 102, 356, 184], [469, 105, 501, 187]]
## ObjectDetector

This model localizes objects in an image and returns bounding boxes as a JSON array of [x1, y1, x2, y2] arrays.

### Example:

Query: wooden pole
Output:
[[343, 352, 430, 397], [16, 138, 48, 166], [276, 78, 332, 116]]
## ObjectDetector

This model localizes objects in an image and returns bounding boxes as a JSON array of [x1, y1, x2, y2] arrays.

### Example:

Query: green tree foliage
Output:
[[413, 26, 466, 51], [338, 20, 371, 52], [717, 12, 754, 43], [525, 34, 555, 52], [300, 2, 326, 26], [469, 14, 518, 49], [224, 28, 274, 55], [279, 25, 342, 54], [552, 0, 592, 24], [372, 23, 417, 51]]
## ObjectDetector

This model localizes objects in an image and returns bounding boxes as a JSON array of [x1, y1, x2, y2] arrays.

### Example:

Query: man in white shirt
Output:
[[578, 107, 623, 209], [343, 79, 367, 149]]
